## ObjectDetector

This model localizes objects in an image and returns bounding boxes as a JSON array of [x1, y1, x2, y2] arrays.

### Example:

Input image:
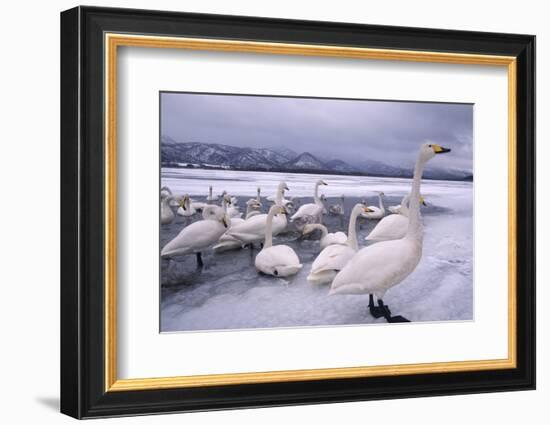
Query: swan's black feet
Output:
[[386, 315, 410, 323], [368, 294, 388, 318], [368, 305, 387, 318], [376, 298, 411, 323], [195, 252, 204, 268]]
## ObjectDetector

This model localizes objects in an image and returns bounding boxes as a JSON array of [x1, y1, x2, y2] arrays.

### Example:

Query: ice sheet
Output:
[[160, 168, 473, 332]]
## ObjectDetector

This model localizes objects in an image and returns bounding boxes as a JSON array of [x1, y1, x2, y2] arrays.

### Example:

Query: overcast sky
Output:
[[161, 92, 473, 171]]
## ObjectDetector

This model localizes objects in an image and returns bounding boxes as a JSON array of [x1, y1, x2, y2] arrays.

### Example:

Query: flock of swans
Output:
[[160, 143, 451, 323]]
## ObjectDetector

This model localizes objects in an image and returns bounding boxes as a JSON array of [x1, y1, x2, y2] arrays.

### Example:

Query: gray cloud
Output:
[[161, 92, 473, 171]]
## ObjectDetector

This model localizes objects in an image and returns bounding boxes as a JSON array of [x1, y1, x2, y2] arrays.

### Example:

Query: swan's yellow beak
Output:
[[179, 198, 187, 210], [364, 207, 374, 213], [432, 144, 451, 154], [279, 207, 287, 215], [222, 216, 228, 228], [420, 196, 427, 206]]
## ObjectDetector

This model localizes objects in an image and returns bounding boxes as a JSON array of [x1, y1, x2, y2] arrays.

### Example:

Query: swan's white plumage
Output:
[[365, 214, 409, 242], [160, 196, 175, 225], [306, 204, 368, 285], [303, 223, 347, 250], [161, 205, 228, 257], [290, 180, 327, 226], [361, 192, 386, 219], [255, 205, 302, 277], [255, 245, 302, 277]]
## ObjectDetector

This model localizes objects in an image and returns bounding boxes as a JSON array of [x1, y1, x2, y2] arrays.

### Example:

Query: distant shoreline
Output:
[[161, 163, 474, 182]]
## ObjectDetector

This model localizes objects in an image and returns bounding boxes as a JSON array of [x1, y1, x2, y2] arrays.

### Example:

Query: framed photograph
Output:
[[60, 6, 535, 419]]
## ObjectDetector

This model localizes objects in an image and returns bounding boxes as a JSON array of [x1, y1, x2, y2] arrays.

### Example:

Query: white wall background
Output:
[[0, 0, 544, 423]]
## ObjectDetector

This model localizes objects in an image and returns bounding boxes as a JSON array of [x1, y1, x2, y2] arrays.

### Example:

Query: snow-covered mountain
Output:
[[285, 152, 326, 170], [161, 137, 472, 180]]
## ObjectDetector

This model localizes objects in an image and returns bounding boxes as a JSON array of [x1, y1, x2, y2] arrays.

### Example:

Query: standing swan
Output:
[[361, 192, 386, 219], [161, 205, 229, 267], [255, 205, 302, 277], [329, 143, 451, 322], [290, 179, 328, 228], [307, 204, 373, 285], [302, 223, 347, 250]]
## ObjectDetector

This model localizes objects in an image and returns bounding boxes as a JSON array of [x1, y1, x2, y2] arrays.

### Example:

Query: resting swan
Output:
[[255, 205, 302, 277], [306, 204, 373, 285], [160, 194, 175, 225], [366, 195, 426, 242], [213, 182, 289, 251], [360, 192, 386, 219], [161, 204, 229, 267], [177, 194, 197, 217], [290, 179, 327, 228], [329, 195, 345, 216], [302, 223, 347, 250], [329, 143, 451, 322]]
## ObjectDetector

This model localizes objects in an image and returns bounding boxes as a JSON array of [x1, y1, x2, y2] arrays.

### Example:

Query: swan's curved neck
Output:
[[264, 207, 279, 248], [406, 156, 426, 240], [346, 206, 361, 250], [275, 187, 284, 206], [161, 196, 172, 206], [309, 224, 328, 238], [314, 183, 323, 206], [378, 194, 385, 213]]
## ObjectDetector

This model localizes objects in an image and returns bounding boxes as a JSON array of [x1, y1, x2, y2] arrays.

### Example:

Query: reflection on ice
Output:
[[160, 168, 473, 332]]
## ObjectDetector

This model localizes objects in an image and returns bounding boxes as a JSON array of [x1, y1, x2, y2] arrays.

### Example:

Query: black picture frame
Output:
[[60, 5, 535, 419]]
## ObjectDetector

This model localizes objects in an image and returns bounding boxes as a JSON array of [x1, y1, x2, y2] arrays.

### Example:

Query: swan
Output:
[[302, 223, 347, 250], [290, 179, 327, 228], [160, 194, 175, 225], [161, 186, 181, 207], [255, 205, 302, 277], [161, 204, 229, 267], [213, 182, 289, 250], [248, 187, 263, 208], [206, 185, 219, 203], [329, 143, 451, 322], [329, 195, 345, 216], [360, 192, 386, 219], [306, 204, 373, 285], [220, 194, 242, 219], [176, 194, 197, 217], [244, 198, 262, 219], [366, 195, 427, 242]]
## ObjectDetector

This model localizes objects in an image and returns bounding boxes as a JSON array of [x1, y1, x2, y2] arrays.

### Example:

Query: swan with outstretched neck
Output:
[[329, 143, 451, 323], [255, 205, 302, 277], [307, 203, 373, 285], [290, 179, 327, 227]]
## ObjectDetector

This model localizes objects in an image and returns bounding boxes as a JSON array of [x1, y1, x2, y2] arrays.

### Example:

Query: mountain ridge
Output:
[[161, 137, 473, 181]]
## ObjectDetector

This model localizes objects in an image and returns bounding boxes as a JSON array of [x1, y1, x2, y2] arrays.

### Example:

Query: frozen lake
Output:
[[160, 168, 473, 332]]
